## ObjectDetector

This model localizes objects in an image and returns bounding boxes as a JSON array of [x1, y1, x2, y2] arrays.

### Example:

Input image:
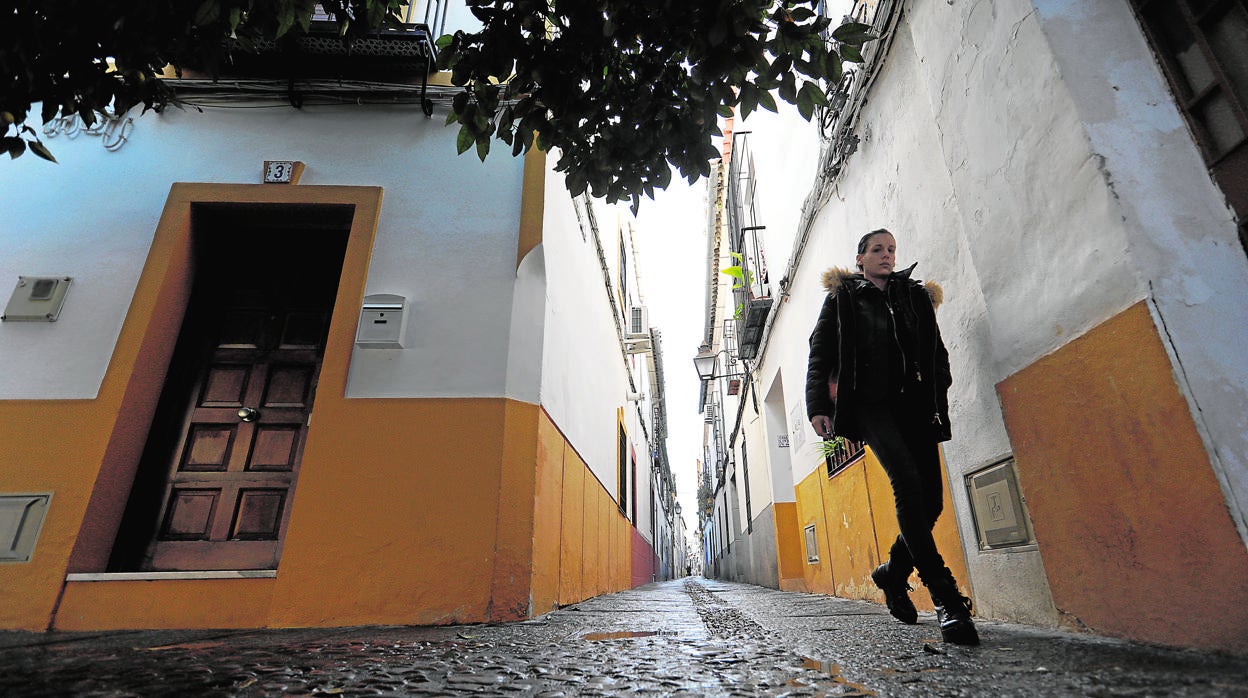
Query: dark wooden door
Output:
[[143, 276, 331, 571]]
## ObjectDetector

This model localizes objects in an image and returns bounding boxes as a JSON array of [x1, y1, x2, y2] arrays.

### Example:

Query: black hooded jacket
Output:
[[805, 263, 952, 442]]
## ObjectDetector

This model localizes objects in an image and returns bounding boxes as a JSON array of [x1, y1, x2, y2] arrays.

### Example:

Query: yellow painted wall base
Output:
[[773, 502, 809, 592], [55, 579, 275, 631], [40, 401, 632, 631], [794, 450, 968, 611], [998, 301, 1248, 652]]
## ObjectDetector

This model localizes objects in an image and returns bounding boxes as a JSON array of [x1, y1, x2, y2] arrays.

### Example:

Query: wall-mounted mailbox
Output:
[[966, 458, 1034, 551], [2, 276, 72, 322], [0, 493, 52, 562], [356, 294, 406, 348]]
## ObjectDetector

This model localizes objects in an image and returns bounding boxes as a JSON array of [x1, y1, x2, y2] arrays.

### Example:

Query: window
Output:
[[618, 424, 628, 518], [1130, 0, 1248, 252], [618, 231, 629, 311]]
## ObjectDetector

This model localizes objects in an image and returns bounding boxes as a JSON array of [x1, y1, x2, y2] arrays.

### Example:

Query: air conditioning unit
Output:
[[627, 305, 649, 336]]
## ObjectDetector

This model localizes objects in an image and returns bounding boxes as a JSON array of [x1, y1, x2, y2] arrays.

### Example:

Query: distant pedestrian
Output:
[[804, 228, 977, 646]]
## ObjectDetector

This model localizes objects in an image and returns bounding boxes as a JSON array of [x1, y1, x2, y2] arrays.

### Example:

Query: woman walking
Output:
[[805, 228, 978, 646]]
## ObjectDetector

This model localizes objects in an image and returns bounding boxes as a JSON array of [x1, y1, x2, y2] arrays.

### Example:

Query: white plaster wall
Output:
[[0, 103, 525, 400], [762, 371, 798, 505], [1030, 0, 1248, 545], [739, 103, 824, 299], [908, 0, 1145, 380], [538, 177, 650, 502], [734, 103, 825, 510], [751, 9, 1063, 624], [505, 245, 546, 403]]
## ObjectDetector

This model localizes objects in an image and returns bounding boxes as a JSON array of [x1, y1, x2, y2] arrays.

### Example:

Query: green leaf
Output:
[[194, 0, 220, 26], [817, 436, 848, 460], [4, 137, 26, 159], [779, 72, 797, 104], [831, 22, 877, 45], [276, 11, 296, 39], [568, 171, 588, 197], [800, 81, 829, 108], [709, 17, 728, 45], [766, 53, 792, 81], [472, 105, 490, 131], [827, 51, 844, 83], [796, 87, 814, 120], [457, 125, 475, 155], [738, 82, 758, 120], [655, 164, 671, 190], [475, 136, 490, 162], [841, 43, 864, 63], [28, 139, 57, 163], [757, 89, 778, 113], [452, 90, 470, 115], [435, 33, 455, 50]]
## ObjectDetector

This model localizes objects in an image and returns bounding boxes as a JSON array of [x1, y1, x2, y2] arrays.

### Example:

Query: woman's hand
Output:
[[811, 415, 833, 439]]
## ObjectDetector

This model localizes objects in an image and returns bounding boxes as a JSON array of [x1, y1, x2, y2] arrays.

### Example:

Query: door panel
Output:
[[143, 268, 333, 571]]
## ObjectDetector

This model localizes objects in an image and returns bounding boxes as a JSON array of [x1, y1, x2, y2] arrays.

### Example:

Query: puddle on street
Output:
[[581, 631, 661, 641], [797, 656, 878, 696], [141, 641, 225, 652]]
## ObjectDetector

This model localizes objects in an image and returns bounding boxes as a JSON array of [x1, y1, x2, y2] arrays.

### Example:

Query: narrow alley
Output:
[[3, 578, 1245, 697]]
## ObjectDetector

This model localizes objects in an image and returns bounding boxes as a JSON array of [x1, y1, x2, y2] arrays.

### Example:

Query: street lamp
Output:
[[693, 343, 744, 381], [693, 344, 720, 381]]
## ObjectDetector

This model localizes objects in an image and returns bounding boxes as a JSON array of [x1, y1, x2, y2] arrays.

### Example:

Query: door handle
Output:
[[237, 407, 261, 422]]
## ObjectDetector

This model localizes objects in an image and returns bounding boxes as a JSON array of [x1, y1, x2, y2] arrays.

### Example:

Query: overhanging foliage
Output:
[[1, 0, 406, 162], [3, 0, 872, 211], [438, 0, 875, 210]]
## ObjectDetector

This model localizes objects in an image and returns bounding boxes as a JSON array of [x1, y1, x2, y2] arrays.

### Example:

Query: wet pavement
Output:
[[2, 577, 1247, 696]]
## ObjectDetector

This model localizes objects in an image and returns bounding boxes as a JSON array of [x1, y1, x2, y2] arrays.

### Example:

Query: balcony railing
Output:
[[825, 438, 866, 478], [726, 132, 772, 360]]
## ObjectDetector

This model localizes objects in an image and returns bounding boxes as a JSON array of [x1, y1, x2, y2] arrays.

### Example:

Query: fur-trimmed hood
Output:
[[821, 264, 944, 309]]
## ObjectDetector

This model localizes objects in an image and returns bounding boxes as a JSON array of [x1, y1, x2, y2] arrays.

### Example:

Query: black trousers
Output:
[[855, 396, 953, 590]]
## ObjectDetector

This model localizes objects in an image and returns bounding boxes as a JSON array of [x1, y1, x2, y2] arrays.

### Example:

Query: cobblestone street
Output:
[[3, 578, 1246, 697]]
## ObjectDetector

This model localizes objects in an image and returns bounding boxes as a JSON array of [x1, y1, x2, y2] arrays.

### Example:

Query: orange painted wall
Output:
[[596, 485, 612, 595], [530, 412, 566, 615], [0, 401, 120, 629], [543, 416, 634, 607], [490, 401, 542, 620], [792, 448, 968, 612], [581, 470, 602, 597], [612, 496, 629, 591], [821, 461, 880, 601], [268, 398, 511, 627], [558, 445, 586, 605], [860, 449, 966, 611], [51, 398, 639, 630], [794, 469, 834, 595], [998, 301, 1248, 652], [55, 579, 275, 630], [773, 502, 808, 592]]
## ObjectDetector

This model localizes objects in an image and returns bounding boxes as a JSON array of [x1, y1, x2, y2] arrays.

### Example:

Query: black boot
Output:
[[871, 563, 918, 625], [929, 582, 979, 646]]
